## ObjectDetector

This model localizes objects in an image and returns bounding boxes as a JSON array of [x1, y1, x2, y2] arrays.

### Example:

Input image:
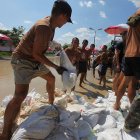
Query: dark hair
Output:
[[51, 0, 72, 22], [103, 45, 107, 49], [90, 44, 95, 47], [72, 37, 79, 42], [82, 39, 88, 44]]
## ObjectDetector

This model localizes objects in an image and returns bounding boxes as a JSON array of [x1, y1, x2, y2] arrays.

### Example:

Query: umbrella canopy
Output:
[[0, 34, 11, 40], [104, 24, 128, 35]]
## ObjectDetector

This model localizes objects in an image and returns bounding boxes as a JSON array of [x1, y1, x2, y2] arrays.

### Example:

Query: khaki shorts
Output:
[[11, 56, 50, 84]]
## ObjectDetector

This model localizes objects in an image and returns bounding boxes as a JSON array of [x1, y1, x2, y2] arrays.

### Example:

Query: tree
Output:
[[0, 26, 25, 47], [62, 43, 70, 50]]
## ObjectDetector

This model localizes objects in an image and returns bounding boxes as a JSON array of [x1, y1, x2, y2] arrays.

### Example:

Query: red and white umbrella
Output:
[[104, 24, 129, 35], [0, 34, 11, 40]]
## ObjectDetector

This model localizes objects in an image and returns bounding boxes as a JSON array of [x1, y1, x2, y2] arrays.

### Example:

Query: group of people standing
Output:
[[64, 38, 95, 87]]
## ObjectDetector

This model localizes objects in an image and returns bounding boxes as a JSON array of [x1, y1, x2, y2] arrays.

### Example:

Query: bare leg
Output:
[[84, 72, 87, 81], [93, 68, 95, 78], [127, 77, 137, 103], [113, 72, 123, 94], [99, 75, 102, 85], [41, 72, 55, 104], [79, 73, 85, 87], [114, 76, 132, 110], [103, 75, 106, 87], [0, 84, 29, 140]]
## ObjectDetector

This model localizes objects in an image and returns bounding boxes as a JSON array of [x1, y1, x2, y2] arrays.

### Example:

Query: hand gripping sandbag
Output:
[[60, 50, 77, 90]]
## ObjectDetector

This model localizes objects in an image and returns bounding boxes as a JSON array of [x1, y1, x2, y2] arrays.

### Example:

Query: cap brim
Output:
[[68, 18, 73, 23]]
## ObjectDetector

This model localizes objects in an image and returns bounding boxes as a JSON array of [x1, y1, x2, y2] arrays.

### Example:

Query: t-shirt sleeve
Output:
[[34, 25, 51, 48]]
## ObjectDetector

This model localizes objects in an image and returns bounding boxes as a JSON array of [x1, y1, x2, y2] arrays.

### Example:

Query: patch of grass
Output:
[[0, 51, 12, 57]]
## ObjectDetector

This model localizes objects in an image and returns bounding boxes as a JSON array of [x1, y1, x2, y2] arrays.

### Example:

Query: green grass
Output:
[[0, 51, 12, 57]]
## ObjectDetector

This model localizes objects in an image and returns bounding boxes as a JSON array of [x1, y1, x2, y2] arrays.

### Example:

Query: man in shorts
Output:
[[64, 37, 81, 91], [0, 1, 73, 139], [114, 9, 140, 132], [77, 39, 89, 87]]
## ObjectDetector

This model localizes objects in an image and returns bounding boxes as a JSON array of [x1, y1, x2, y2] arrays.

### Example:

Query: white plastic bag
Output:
[[97, 128, 121, 140], [81, 110, 99, 128], [62, 71, 77, 90], [94, 115, 117, 133], [11, 105, 59, 140], [77, 119, 96, 140], [1, 95, 13, 108], [60, 50, 77, 90]]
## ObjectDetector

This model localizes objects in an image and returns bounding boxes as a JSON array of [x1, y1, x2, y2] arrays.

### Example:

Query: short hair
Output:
[[82, 39, 88, 44], [51, 0, 72, 18], [103, 45, 107, 49], [72, 37, 79, 42], [90, 44, 95, 47]]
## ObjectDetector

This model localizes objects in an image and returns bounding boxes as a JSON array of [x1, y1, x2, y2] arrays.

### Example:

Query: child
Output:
[[98, 46, 108, 87]]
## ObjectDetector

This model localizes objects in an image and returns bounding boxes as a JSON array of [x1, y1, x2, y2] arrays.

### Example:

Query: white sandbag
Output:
[[11, 105, 59, 140], [121, 128, 140, 140], [77, 119, 96, 140], [62, 71, 77, 90], [81, 110, 100, 128], [60, 50, 77, 90], [67, 104, 85, 112], [69, 91, 79, 104], [46, 125, 79, 140], [97, 128, 121, 140], [58, 110, 80, 128], [1, 95, 13, 108], [60, 50, 76, 71], [55, 96, 68, 109], [83, 102, 97, 110], [94, 115, 117, 133]]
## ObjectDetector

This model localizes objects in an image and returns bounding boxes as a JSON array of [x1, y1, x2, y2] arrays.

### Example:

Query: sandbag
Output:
[[11, 105, 59, 140], [60, 50, 77, 90]]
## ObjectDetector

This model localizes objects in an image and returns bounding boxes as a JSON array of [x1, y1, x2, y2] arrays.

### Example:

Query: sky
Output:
[[0, 0, 139, 48]]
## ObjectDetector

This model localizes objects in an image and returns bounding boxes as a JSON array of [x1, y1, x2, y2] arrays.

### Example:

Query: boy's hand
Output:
[[56, 66, 67, 75]]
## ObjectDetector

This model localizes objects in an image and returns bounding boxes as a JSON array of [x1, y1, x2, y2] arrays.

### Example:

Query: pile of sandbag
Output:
[[0, 89, 140, 140]]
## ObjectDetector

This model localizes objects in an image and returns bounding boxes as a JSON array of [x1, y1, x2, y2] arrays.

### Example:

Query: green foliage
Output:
[[0, 26, 25, 47], [62, 43, 70, 50], [0, 51, 11, 57]]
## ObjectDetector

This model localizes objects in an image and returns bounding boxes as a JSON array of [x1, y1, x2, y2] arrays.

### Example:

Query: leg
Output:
[[93, 68, 95, 78], [0, 84, 29, 140], [99, 75, 102, 85], [41, 72, 55, 104], [79, 73, 85, 87], [114, 76, 132, 110], [127, 77, 137, 103], [84, 72, 87, 81], [103, 75, 106, 87], [114, 72, 124, 95], [113, 71, 125, 93]]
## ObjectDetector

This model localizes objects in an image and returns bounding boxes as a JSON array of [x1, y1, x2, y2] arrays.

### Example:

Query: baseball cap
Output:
[[53, 0, 72, 23]]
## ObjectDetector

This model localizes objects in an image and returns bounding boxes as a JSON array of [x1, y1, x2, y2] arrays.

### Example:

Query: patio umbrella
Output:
[[104, 24, 129, 35], [0, 34, 11, 40]]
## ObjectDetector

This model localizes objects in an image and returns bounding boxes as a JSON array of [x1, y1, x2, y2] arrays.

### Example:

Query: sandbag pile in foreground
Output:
[[0, 89, 140, 140]]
